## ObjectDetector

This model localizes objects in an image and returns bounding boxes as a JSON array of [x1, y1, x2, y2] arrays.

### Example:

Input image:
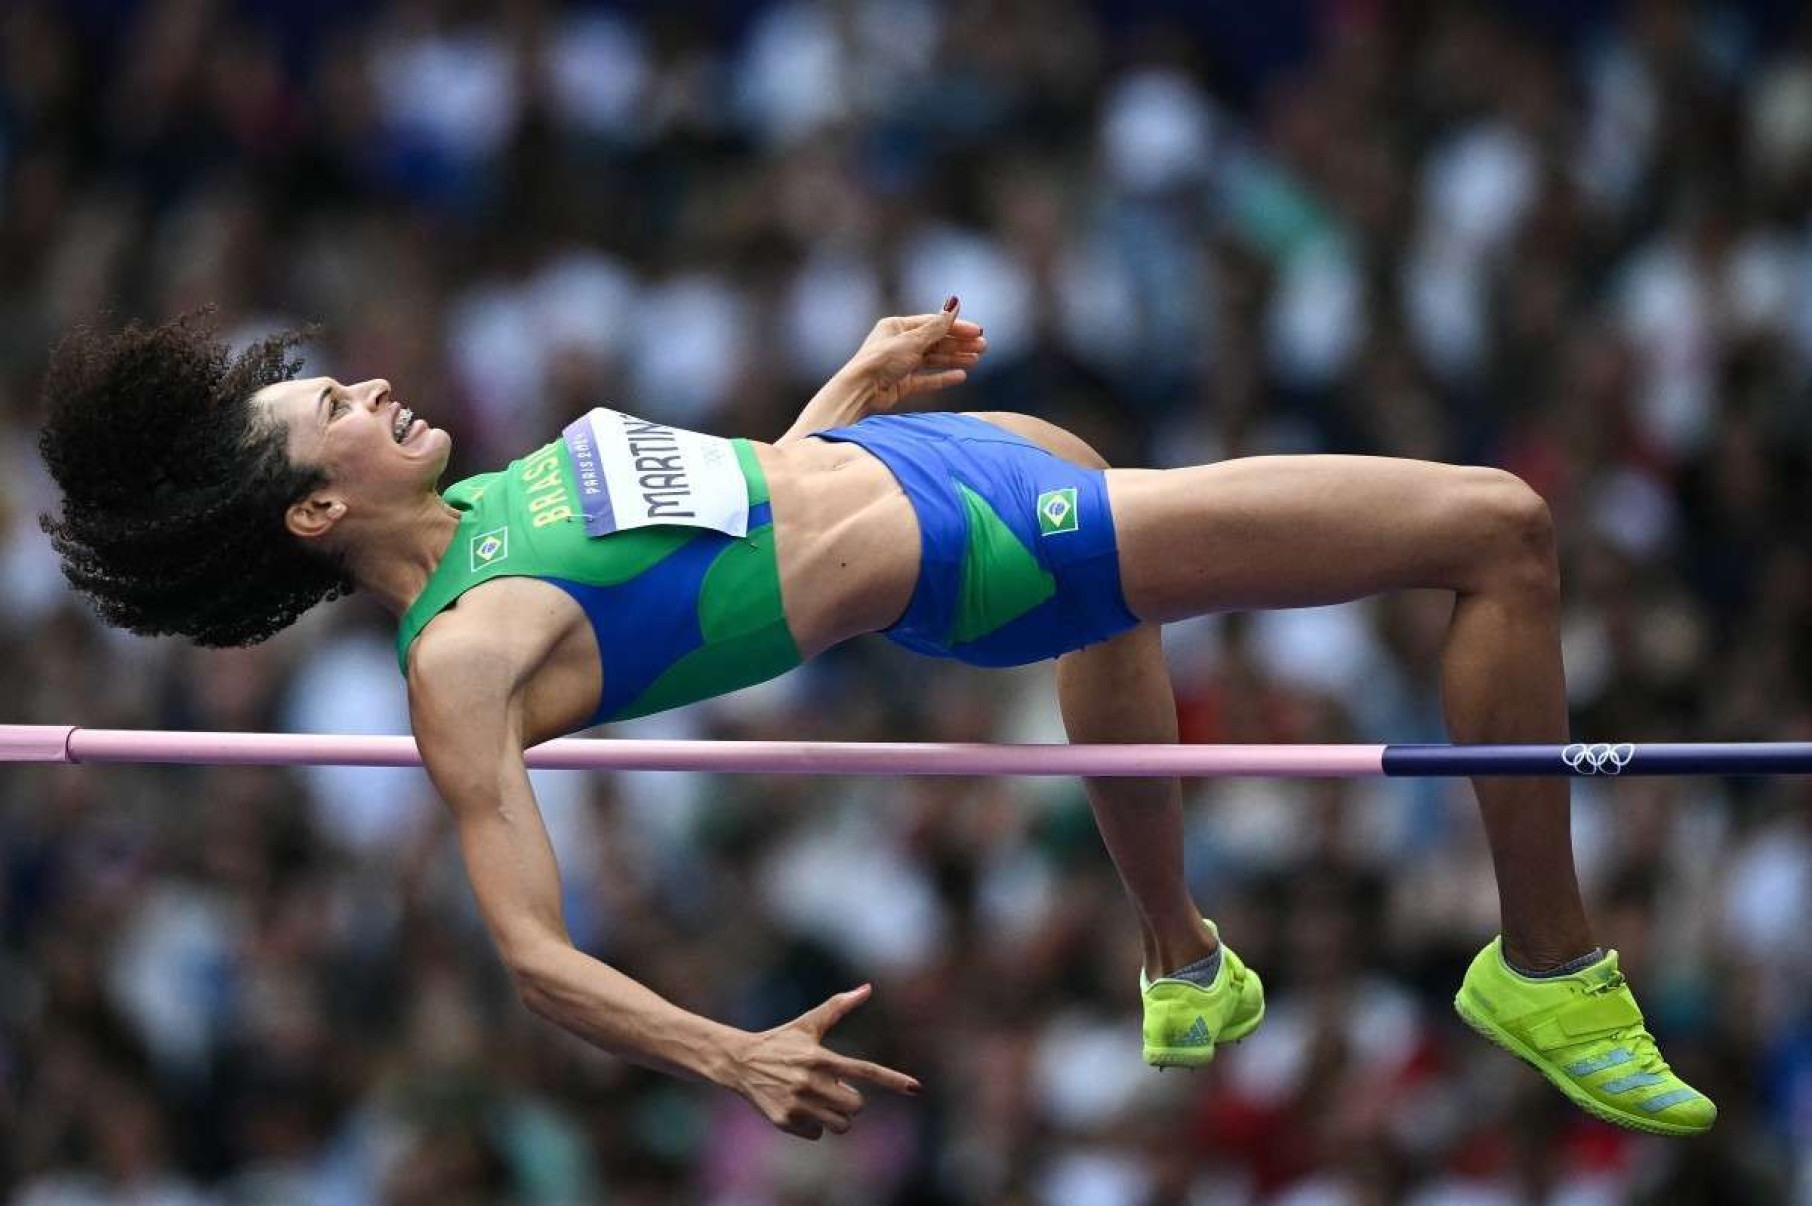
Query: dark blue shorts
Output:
[[814, 413, 1139, 667]]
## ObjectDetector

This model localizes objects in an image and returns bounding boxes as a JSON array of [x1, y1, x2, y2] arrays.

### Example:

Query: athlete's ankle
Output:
[[1145, 918, 1219, 979], [1500, 933, 1599, 977], [1504, 945, 1606, 979]]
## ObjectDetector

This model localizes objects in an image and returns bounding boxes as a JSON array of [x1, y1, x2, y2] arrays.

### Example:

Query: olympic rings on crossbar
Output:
[[1561, 743, 1637, 775]]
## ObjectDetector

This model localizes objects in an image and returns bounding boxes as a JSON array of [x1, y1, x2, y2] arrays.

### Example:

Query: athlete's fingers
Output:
[[883, 311, 978, 344], [885, 311, 947, 334], [795, 983, 872, 1039], [785, 1101, 850, 1138], [809, 1077, 865, 1115], [782, 1116, 825, 1141], [904, 369, 966, 397], [924, 340, 985, 365], [826, 1052, 921, 1097], [913, 298, 960, 345]]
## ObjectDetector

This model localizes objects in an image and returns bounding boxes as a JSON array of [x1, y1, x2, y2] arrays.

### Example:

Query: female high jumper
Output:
[[37, 303, 1712, 1140]]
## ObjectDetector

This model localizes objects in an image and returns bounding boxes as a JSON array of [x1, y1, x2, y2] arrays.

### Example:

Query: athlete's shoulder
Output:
[[403, 610, 535, 763], [404, 592, 549, 712], [406, 608, 510, 694], [406, 578, 574, 690]]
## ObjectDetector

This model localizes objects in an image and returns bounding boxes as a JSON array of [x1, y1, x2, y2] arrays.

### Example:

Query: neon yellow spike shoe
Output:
[[1454, 937, 1716, 1136], [1140, 920, 1266, 1068]]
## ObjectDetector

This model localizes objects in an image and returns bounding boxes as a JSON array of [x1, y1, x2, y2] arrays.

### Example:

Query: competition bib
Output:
[[561, 408, 750, 538]]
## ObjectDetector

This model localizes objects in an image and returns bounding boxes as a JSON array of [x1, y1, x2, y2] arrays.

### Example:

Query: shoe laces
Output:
[[1585, 971, 1671, 1077]]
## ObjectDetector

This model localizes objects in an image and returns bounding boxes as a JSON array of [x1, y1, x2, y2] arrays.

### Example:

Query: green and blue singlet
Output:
[[395, 411, 1138, 725]]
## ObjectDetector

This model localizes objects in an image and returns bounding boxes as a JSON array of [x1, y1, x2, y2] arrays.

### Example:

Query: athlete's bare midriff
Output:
[[420, 434, 922, 747], [752, 435, 921, 656]]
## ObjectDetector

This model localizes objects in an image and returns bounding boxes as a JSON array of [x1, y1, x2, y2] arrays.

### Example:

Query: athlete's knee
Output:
[[1057, 625, 1176, 740], [1464, 469, 1558, 601], [1059, 624, 1162, 685]]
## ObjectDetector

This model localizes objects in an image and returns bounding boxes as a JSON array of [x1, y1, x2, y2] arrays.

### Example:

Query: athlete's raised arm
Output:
[[775, 298, 987, 445], [406, 629, 919, 1138]]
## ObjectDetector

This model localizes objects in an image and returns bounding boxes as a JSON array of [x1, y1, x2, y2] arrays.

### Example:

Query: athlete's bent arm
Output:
[[407, 634, 918, 1138]]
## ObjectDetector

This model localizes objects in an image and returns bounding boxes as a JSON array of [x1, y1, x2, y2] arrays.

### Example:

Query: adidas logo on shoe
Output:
[[1175, 1015, 1213, 1047]]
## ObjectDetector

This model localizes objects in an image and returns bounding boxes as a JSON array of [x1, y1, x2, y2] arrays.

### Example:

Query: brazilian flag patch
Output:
[[1036, 487, 1079, 536], [470, 526, 510, 570]]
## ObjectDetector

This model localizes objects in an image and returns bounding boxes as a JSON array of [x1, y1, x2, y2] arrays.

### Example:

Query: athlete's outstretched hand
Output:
[[848, 297, 987, 413], [776, 298, 988, 443], [727, 983, 921, 1140]]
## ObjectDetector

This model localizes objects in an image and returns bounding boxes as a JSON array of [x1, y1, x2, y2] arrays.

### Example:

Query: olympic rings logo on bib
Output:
[[1561, 742, 1636, 775]]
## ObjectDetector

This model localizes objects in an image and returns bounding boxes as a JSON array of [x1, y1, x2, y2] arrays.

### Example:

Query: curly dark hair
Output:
[[38, 313, 354, 647]]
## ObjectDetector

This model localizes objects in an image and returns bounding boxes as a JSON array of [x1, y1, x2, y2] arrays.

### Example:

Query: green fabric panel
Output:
[[696, 523, 787, 642], [396, 468, 497, 672], [440, 471, 494, 511], [562, 527, 699, 582], [610, 619, 800, 721], [732, 439, 769, 505], [950, 483, 1054, 645], [612, 524, 802, 720]]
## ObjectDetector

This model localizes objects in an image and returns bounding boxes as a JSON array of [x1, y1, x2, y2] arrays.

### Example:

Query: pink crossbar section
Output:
[[0, 724, 1386, 778]]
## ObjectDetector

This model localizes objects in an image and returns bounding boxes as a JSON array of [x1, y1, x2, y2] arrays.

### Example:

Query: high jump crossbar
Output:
[[3, 725, 1811, 777]]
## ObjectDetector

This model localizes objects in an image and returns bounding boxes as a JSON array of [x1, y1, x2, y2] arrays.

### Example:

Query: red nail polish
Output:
[[943, 295, 959, 313]]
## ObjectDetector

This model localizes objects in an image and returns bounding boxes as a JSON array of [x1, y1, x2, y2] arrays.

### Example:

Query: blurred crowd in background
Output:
[[2, 0, 1811, 1201]]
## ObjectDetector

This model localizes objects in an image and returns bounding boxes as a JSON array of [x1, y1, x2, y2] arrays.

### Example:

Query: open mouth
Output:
[[391, 405, 422, 444]]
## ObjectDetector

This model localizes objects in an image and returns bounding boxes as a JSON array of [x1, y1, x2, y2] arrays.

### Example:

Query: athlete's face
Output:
[[253, 376, 452, 542]]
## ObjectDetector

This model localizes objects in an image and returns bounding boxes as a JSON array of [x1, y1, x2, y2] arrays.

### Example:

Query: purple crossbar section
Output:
[[0, 725, 1384, 777], [1383, 741, 1812, 776]]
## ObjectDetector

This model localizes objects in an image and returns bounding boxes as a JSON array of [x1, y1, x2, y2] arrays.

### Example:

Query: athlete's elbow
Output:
[[502, 935, 572, 1015], [515, 971, 563, 1021]]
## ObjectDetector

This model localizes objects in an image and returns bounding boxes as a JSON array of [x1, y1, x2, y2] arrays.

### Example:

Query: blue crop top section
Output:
[[546, 499, 773, 724]]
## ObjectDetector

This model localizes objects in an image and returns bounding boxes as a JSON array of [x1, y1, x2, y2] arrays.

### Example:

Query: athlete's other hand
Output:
[[728, 983, 921, 1140], [848, 297, 987, 413]]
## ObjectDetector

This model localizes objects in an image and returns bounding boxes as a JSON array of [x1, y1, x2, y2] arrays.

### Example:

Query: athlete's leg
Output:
[[1107, 455, 1593, 969], [1057, 625, 1216, 976], [969, 412, 1215, 976]]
